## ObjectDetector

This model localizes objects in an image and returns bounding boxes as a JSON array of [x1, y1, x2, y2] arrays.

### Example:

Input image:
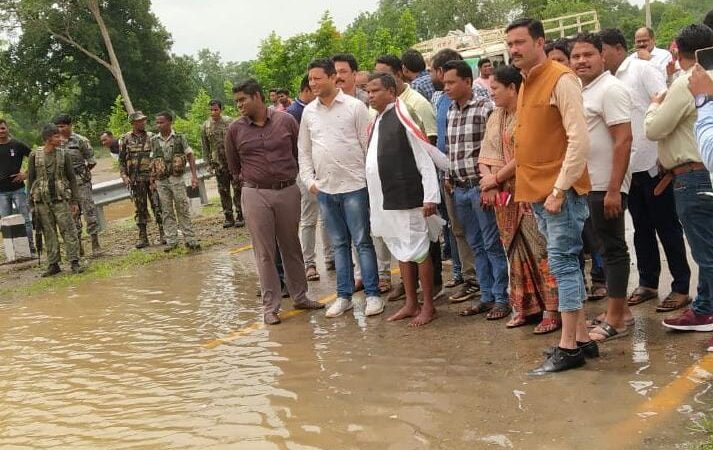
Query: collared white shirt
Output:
[[582, 71, 632, 193], [614, 57, 666, 174], [628, 46, 673, 77], [298, 89, 371, 194]]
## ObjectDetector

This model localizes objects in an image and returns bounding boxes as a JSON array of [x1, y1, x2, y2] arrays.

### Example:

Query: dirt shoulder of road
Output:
[[0, 201, 250, 301]]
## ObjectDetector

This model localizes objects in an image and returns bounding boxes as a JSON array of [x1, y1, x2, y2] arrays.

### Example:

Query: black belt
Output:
[[242, 179, 296, 190], [452, 178, 479, 189]]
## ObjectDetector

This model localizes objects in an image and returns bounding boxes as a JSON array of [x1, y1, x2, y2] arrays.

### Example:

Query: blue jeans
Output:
[[453, 185, 509, 304], [673, 170, 713, 315], [0, 187, 34, 248], [532, 190, 589, 312], [317, 188, 379, 298]]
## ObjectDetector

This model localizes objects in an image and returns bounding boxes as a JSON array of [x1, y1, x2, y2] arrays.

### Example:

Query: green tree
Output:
[[106, 95, 131, 138], [173, 89, 211, 156], [655, 4, 695, 48]]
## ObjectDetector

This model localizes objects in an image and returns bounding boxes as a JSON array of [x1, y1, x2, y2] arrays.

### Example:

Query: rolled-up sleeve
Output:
[[696, 102, 713, 171], [552, 73, 590, 191]]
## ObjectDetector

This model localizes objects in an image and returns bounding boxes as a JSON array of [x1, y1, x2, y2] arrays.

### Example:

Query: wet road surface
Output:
[[0, 244, 711, 449]]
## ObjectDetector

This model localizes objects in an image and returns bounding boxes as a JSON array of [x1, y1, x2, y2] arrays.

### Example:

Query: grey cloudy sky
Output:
[[151, 0, 380, 62]]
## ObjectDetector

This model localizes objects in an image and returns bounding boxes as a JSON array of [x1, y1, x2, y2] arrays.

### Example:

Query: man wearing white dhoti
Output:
[[365, 72, 445, 327]]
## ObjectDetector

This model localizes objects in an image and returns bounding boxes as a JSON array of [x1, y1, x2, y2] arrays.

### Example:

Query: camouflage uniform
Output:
[[119, 130, 163, 228], [62, 133, 98, 237], [201, 115, 243, 226], [150, 131, 197, 247], [27, 147, 80, 266]]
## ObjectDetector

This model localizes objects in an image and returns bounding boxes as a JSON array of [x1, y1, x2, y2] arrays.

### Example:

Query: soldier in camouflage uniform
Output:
[[53, 114, 102, 257], [201, 99, 243, 228], [27, 124, 84, 276], [119, 111, 165, 248], [150, 111, 200, 252]]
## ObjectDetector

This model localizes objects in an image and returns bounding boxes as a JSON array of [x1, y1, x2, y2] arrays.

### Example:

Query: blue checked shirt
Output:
[[445, 93, 493, 182], [410, 71, 436, 102]]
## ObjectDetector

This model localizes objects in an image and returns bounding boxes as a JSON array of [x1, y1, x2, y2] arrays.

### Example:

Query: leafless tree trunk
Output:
[[48, 0, 134, 113]]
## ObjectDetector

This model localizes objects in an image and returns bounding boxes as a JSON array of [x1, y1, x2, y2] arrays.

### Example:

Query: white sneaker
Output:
[[326, 297, 353, 318], [365, 296, 385, 316]]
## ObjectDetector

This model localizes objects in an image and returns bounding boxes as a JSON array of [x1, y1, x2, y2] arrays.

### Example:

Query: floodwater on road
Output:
[[0, 247, 711, 449]]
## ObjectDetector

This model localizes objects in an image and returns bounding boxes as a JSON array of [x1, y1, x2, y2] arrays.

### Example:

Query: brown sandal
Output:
[[306, 266, 320, 281], [459, 301, 494, 317], [486, 304, 511, 320], [627, 286, 658, 306], [533, 317, 562, 334], [656, 292, 691, 312], [589, 284, 608, 301]]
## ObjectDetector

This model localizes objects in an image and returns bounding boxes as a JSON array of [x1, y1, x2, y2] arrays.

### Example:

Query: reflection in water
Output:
[[0, 249, 711, 449]]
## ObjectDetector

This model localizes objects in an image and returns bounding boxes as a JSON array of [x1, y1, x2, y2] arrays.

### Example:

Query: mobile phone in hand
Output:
[[696, 46, 713, 71]]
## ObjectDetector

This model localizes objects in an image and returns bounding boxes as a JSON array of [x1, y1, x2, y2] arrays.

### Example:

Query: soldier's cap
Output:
[[128, 111, 147, 122]]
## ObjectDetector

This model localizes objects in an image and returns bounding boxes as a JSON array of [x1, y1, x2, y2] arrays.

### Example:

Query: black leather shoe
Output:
[[264, 312, 281, 325], [294, 300, 325, 310], [71, 261, 85, 274], [543, 340, 600, 359], [529, 347, 585, 375]]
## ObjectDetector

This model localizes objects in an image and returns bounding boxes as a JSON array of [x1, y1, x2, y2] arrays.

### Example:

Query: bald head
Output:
[[634, 27, 655, 51]]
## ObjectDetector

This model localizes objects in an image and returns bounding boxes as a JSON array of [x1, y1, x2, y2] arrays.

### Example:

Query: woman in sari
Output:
[[478, 66, 561, 334]]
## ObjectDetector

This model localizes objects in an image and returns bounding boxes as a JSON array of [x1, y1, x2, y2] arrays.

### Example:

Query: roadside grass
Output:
[[690, 416, 713, 449]]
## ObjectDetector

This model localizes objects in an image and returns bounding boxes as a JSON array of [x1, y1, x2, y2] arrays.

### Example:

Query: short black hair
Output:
[[676, 24, 713, 59], [506, 18, 545, 40], [571, 32, 602, 53], [233, 78, 265, 101], [331, 53, 359, 72], [299, 74, 310, 92], [401, 49, 426, 73], [41, 124, 60, 141], [209, 99, 223, 109], [268, 88, 277, 94], [477, 58, 492, 69], [308, 58, 336, 76], [100, 130, 113, 137], [52, 114, 72, 125], [598, 28, 627, 50], [431, 48, 462, 70], [442, 60, 473, 81], [493, 65, 523, 92], [375, 54, 402, 74], [156, 111, 173, 122], [545, 38, 571, 58], [367, 71, 398, 92], [276, 88, 290, 96], [705, 10, 713, 30]]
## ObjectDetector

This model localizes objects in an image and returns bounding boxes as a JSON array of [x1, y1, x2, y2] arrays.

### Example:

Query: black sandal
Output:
[[486, 304, 512, 320]]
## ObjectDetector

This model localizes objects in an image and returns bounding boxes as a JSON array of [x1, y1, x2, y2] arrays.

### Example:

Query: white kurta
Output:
[[366, 102, 442, 263]]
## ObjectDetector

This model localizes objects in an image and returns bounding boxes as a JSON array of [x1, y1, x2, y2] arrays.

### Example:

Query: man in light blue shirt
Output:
[[690, 64, 713, 171]]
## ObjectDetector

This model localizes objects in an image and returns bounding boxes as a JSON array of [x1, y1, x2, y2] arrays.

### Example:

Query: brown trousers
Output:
[[242, 184, 309, 315]]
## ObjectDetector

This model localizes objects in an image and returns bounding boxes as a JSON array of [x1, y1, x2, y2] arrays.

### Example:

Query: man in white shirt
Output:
[[572, 32, 633, 343], [629, 27, 673, 76], [299, 58, 384, 318], [600, 28, 691, 313]]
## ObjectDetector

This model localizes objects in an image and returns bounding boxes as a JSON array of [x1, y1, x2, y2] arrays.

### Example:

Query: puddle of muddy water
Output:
[[0, 249, 711, 449]]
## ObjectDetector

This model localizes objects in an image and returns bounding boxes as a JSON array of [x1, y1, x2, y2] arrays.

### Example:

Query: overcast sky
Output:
[[151, 0, 380, 62]]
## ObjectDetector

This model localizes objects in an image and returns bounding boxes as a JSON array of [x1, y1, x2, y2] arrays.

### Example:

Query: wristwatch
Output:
[[552, 187, 564, 199], [695, 94, 713, 108]]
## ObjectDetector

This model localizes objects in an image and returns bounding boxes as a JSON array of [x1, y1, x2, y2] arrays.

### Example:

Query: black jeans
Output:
[[588, 192, 631, 298], [628, 171, 690, 294]]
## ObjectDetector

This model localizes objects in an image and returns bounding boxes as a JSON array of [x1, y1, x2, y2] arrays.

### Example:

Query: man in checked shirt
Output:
[[442, 60, 511, 321]]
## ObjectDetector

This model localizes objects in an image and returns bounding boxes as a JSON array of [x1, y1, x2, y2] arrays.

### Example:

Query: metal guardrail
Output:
[[92, 159, 211, 230]]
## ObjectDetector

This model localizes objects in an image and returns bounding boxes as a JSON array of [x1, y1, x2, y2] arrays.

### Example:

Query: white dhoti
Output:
[[365, 101, 443, 263]]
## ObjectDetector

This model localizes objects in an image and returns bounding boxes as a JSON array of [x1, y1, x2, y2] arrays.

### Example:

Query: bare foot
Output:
[[387, 305, 420, 322], [409, 306, 436, 327]]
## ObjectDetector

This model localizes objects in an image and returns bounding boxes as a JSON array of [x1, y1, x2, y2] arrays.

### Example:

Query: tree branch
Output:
[[46, 25, 114, 73]]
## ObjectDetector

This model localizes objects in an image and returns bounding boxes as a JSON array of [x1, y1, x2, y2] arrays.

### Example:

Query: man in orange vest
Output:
[[506, 18, 596, 374]]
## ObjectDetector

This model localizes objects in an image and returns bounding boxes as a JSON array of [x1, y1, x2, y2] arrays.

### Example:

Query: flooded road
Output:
[[0, 246, 711, 449]]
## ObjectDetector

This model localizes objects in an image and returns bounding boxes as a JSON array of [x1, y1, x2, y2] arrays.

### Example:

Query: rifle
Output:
[[32, 208, 43, 266]]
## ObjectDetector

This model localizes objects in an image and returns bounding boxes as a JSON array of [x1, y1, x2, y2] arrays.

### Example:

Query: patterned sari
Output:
[[479, 108, 558, 317]]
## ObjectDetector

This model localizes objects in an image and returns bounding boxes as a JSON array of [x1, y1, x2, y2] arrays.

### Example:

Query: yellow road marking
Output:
[[230, 244, 253, 254], [606, 354, 713, 449], [204, 266, 400, 349]]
